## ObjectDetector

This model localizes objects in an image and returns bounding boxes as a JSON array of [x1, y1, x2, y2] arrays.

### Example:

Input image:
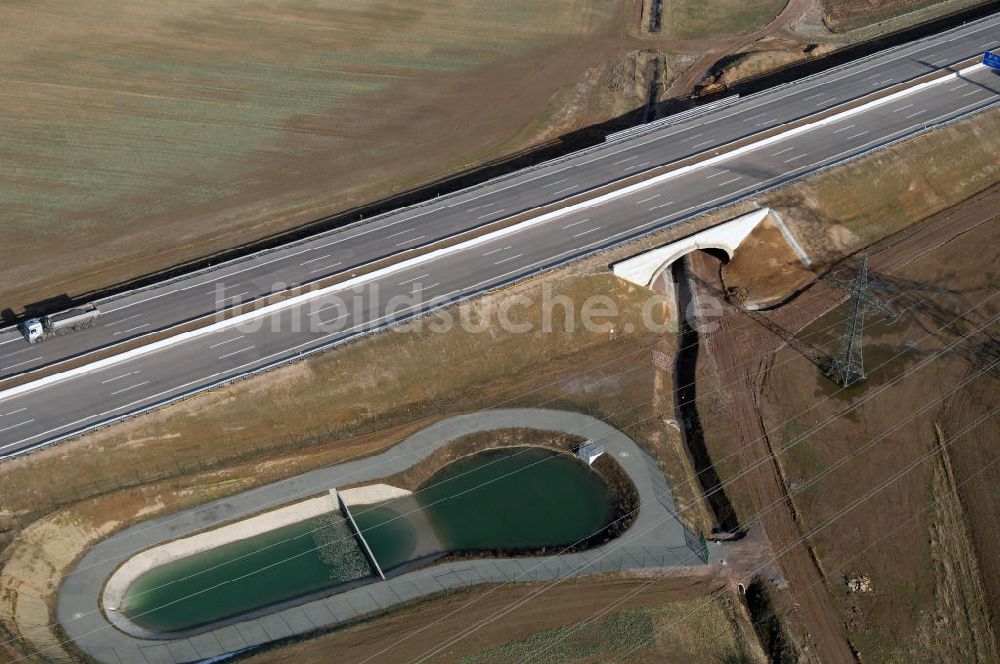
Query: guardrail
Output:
[[604, 96, 740, 142]]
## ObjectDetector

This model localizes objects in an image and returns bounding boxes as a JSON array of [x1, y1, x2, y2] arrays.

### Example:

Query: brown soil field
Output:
[[13, 0, 958, 316], [1, 0, 631, 312], [240, 576, 762, 664], [3, 0, 980, 318], [0, 103, 997, 662], [711, 189, 1000, 660]]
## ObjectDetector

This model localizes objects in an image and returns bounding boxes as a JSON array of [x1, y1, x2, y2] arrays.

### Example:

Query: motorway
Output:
[[0, 14, 998, 457]]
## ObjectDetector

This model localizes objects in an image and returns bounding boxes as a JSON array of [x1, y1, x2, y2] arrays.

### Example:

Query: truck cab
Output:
[[20, 318, 44, 343]]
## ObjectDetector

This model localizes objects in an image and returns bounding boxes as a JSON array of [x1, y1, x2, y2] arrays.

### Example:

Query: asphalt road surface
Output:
[[0, 15, 998, 457]]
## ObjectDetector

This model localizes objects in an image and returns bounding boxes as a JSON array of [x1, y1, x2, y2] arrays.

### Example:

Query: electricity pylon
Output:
[[826, 256, 896, 388]]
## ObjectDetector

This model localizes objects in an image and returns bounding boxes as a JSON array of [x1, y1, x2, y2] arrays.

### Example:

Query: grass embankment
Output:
[[659, 0, 787, 39], [821, 0, 991, 32]]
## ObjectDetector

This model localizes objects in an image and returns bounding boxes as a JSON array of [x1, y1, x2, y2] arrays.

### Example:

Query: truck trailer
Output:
[[20, 305, 101, 343]]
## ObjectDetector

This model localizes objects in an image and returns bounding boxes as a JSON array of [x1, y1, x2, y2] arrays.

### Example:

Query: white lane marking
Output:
[[1, 407, 27, 417], [649, 201, 674, 211], [803, 92, 824, 100], [906, 109, 927, 119], [318, 313, 349, 325], [691, 140, 713, 148], [562, 219, 591, 229], [705, 170, 729, 179], [0, 338, 20, 347], [100, 371, 141, 384], [717, 176, 743, 186], [542, 178, 569, 188], [962, 89, 982, 97], [686, 133, 703, 139], [308, 304, 339, 318], [783, 153, 808, 163], [552, 186, 576, 196], [2, 357, 43, 371], [100, 288, 179, 312], [832, 123, 856, 133], [613, 155, 638, 165], [0, 419, 34, 433], [103, 313, 143, 327], [573, 227, 601, 238], [753, 118, 779, 126], [481, 246, 512, 257], [948, 83, 966, 91], [309, 261, 343, 274], [210, 290, 249, 300], [0, 347, 35, 360], [398, 273, 430, 286], [744, 112, 766, 121], [395, 235, 426, 246], [113, 323, 150, 337], [478, 210, 504, 219], [771, 146, 794, 156], [299, 253, 332, 265], [421, 282, 440, 291], [466, 202, 495, 212], [110, 381, 150, 397], [892, 103, 913, 112], [635, 193, 661, 203], [494, 253, 523, 265], [847, 130, 870, 139], [218, 346, 255, 360], [815, 99, 830, 106], [635, 161, 651, 168], [387, 228, 416, 239], [208, 335, 246, 349]]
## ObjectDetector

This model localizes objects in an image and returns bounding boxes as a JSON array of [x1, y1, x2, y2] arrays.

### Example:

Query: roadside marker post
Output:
[[985, 51, 1000, 71]]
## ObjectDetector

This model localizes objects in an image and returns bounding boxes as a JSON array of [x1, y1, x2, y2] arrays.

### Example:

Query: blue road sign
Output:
[[985, 51, 1000, 71]]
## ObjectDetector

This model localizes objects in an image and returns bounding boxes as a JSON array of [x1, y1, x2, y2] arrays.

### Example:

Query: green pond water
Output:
[[121, 514, 372, 633], [121, 447, 615, 633], [351, 504, 419, 571], [416, 447, 614, 551]]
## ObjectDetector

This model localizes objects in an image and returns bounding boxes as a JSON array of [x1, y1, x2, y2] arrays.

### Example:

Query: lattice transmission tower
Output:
[[826, 255, 896, 388]]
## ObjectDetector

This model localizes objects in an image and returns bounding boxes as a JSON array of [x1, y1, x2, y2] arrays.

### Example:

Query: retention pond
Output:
[[118, 446, 616, 634]]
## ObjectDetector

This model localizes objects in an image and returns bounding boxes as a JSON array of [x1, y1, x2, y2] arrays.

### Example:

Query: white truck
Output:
[[20, 305, 101, 343]]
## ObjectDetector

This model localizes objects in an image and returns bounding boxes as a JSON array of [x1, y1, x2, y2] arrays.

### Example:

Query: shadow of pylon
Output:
[[741, 309, 831, 370]]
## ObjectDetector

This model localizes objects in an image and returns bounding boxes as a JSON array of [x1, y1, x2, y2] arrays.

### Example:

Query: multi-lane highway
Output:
[[0, 14, 998, 457]]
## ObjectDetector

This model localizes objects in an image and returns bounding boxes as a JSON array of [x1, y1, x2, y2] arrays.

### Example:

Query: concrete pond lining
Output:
[[58, 409, 710, 663]]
